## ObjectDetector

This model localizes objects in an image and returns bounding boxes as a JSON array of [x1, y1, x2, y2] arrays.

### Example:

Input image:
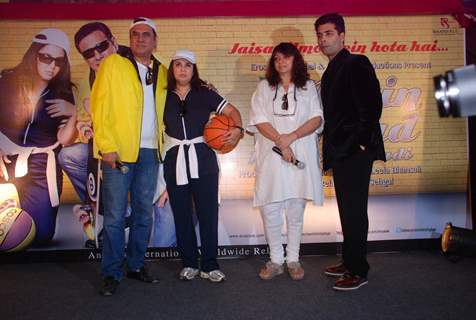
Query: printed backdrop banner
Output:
[[0, 15, 468, 255]]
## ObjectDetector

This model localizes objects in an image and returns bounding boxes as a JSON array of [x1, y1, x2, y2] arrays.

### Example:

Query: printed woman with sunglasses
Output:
[[0, 28, 77, 245], [163, 50, 243, 282], [248, 42, 324, 280]]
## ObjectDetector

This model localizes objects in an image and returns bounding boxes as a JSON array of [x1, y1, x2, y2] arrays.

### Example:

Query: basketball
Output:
[[203, 114, 237, 154], [0, 202, 36, 252]]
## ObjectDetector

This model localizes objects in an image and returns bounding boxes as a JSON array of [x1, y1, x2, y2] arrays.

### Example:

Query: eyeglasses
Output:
[[281, 93, 289, 111], [179, 99, 186, 117], [37, 53, 66, 68], [80, 39, 110, 59], [146, 66, 153, 86]]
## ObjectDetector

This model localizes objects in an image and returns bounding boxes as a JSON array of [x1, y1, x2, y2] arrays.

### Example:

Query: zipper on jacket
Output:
[[23, 89, 49, 145], [132, 57, 164, 162], [172, 90, 191, 141]]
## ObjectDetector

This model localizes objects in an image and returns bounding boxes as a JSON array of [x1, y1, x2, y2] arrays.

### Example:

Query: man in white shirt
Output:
[[91, 17, 168, 296]]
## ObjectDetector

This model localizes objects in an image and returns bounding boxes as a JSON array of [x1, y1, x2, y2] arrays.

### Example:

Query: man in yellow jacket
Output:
[[58, 22, 128, 245], [91, 17, 167, 296]]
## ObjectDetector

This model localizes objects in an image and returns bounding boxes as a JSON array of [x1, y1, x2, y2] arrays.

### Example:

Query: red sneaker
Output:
[[324, 262, 347, 277], [333, 273, 368, 291]]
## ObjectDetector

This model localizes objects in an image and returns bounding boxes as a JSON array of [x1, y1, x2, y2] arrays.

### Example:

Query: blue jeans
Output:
[[58, 143, 88, 202], [151, 201, 177, 247], [101, 148, 159, 280]]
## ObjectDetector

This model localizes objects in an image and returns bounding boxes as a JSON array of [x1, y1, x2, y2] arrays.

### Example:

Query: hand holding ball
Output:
[[203, 115, 241, 154]]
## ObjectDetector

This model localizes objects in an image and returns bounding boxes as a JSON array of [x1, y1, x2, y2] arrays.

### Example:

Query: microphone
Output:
[[115, 162, 129, 175], [98, 151, 129, 174], [272, 146, 305, 169]]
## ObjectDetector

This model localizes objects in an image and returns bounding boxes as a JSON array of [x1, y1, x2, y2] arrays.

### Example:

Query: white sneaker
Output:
[[179, 267, 199, 280], [200, 270, 226, 283]]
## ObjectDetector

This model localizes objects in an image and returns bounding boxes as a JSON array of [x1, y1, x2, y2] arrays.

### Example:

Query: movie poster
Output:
[[0, 15, 468, 259]]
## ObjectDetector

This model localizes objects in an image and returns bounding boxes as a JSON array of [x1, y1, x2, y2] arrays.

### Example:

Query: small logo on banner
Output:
[[440, 18, 450, 29], [433, 17, 458, 35]]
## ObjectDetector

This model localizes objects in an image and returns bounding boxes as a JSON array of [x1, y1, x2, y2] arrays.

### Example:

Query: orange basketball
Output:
[[203, 114, 237, 154]]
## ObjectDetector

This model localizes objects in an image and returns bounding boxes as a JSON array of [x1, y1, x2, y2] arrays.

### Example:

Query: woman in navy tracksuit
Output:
[[0, 29, 77, 245], [163, 50, 242, 282]]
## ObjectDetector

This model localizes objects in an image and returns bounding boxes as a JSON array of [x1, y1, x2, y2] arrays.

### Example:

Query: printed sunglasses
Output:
[[80, 39, 110, 59], [37, 53, 67, 68]]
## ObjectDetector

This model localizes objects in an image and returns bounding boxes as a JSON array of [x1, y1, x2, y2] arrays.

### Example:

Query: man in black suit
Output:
[[315, 13, 386, 291]]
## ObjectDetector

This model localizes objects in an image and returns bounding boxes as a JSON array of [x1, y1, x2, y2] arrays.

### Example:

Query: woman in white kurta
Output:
[[248, 42, 324, 280]]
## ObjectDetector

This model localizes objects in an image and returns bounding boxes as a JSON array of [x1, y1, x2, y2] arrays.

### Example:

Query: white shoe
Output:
[[200, 270, 226, 283], [179, 267, 199, 280]]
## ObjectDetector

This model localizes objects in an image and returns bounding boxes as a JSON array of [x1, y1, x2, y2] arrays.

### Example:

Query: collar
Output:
[[89, 44, 130, 89], [121, 47, 161, 96], [327, 48, 350, 69]]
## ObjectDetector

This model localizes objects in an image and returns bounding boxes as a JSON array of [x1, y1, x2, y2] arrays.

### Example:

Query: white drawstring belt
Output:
[[0, 131, 60, 207], [164, 133, 204, 185]]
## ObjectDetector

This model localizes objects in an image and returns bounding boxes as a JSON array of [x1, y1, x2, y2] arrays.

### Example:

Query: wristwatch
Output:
[[236, 126, 245, 138]]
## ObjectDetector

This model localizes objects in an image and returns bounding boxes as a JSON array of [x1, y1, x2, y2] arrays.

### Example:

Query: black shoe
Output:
[[126, 267, 159, 283], [99, 276, 119, 296]]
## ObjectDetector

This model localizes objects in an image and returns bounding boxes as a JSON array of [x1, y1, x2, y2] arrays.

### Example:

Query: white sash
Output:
[[164, 134, 204, 185], [0, 131, 60, 207]]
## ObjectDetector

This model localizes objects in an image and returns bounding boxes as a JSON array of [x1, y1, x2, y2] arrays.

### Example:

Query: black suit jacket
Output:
[[321, 48, 386, 171]]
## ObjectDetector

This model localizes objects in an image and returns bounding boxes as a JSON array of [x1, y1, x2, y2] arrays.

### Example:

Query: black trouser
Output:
[[332, 149, 374, 278], [166, 172, 219, 272]]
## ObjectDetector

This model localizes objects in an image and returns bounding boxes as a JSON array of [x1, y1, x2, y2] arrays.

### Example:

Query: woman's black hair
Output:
[[167, 59, 206, 91], [265, 42, 309, 89]]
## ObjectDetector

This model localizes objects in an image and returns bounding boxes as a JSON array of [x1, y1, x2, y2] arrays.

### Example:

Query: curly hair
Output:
[[265, 42, 309, 89]]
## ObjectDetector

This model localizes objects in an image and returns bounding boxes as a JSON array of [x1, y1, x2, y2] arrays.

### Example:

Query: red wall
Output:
[[0, 0, 469, 19]]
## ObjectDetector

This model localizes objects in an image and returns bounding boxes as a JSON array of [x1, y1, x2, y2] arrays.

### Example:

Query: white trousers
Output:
[[260, 198, 306, 265]]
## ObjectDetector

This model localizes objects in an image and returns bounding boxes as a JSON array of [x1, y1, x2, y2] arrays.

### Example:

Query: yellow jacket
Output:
[[90, 53, 167, 162]]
